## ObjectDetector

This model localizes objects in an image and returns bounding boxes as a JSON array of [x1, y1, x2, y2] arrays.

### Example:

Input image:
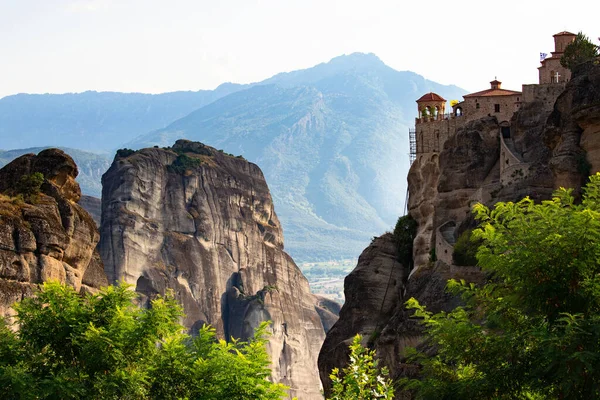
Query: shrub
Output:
[[402, 174, 600, 399], [452, 229, 481, 266], [116, 148, 136, 158], [0, 282, 288, 400], [15, 172, 44, 203], [168, 154, 203, 174], [393, 215, 417, 267]]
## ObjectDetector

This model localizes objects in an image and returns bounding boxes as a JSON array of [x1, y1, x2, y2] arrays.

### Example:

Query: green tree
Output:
[[393, 215, 417, 268], [560, 32, 599, 70], [402, 173, 600, 399], [328, 334, 394, 400], [0, 282, 288, 400]]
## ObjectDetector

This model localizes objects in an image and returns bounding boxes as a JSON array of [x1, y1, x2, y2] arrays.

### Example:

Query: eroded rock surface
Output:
[[318, 233, 406, 393], [78, 195, 101, 227], [545, 61, 600, 192], [99, 140, 328, 399], [0, 149, 107, 321]]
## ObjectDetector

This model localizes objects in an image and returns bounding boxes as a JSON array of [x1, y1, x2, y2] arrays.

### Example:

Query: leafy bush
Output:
[[168, 154, 203, 174], [452, 229, 481, 266], [0, 282, 288, 400], [328, 334, 394, 399], [393, 215, 417, 267], [402, 174, 600, 399], [15, 172, 44, 203], [116, 148, 136, 158]]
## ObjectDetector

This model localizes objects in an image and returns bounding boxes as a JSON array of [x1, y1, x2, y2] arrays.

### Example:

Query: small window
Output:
[[494, 104, 500, 113], [476, 103, 480, 109]]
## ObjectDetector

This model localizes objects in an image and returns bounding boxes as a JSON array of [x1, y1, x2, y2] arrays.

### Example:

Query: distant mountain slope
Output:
[[0, 147, 111, 197], [0, 84, 247, 151], [129, 53, 467, 261]]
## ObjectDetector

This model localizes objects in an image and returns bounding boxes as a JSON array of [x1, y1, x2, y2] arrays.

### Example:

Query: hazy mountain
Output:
[[128, 53, 466, 261], [0, 84, 247, 152], [0, 53, 465, 261], [0, 147, 111, 197]]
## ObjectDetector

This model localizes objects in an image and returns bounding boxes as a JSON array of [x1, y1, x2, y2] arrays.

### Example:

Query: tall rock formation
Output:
[[0, 149, 107, 320], [545, 61, 600, 191], [318, 61, 600, 394], [99, 140, 328, 400]]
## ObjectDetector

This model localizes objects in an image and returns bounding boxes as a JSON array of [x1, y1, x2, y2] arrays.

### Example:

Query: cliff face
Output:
[[319, 62, 600, 393], [99, 140, 327, 399], [0, 149, 107, 321], [318, 234, 407, 392], [545, 61, 600, 191], [317, 234, 483, 393]]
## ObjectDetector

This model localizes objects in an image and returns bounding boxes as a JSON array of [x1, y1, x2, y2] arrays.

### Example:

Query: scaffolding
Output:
[[408, 128, 417, 164]]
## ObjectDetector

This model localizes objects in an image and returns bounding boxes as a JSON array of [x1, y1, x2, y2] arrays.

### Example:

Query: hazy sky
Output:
[[1, 0, 597, 99]]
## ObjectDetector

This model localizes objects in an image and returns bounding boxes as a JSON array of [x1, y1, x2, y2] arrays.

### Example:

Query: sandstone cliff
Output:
[[545, 61, 600, 191], [318, 61, 600, 394], [99, 140, 328, 400], [0, 149, 107, 321], [78, 195, 101, 227]]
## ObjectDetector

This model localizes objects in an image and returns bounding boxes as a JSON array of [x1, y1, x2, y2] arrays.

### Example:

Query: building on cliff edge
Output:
[[408, 31, 576, 267]]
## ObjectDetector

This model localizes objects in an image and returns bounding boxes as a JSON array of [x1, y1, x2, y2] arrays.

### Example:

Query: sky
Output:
[[1, 0, 597, 99]]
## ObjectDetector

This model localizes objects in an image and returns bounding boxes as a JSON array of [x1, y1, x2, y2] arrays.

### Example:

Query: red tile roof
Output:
[[553, 31, 576, 37], [463, 88, 522, 98], [416, 92, 446, 102]]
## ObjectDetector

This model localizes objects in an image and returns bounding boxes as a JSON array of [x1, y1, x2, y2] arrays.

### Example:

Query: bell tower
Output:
[[416, 92, 446, 122]]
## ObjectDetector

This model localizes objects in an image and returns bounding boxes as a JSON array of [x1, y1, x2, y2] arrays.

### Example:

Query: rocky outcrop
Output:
[[319, 60, 600, 397], [99, 140, 328, 399], [317, 233, 484, 393], [545, 60, 600, 192], [0, 149, 107, 321], [318, 234, 406, 392]]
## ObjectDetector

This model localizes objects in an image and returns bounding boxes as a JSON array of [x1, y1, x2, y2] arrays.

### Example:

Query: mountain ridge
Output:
[[0, 53, 467, 261], [126, 53, 467, 261]]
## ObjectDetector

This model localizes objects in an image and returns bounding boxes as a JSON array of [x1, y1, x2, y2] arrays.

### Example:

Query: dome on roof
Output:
[[416, 92, 446, 102], [553, 31, 576, 37]]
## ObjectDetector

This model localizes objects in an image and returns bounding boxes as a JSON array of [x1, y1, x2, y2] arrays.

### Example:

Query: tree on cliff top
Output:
[[0, 282, 288, 400], [561, 32, 599, 70], [402, 173, 600, 399]]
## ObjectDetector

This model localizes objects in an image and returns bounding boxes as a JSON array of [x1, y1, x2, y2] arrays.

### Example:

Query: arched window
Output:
[[455, 107, 463, 116]]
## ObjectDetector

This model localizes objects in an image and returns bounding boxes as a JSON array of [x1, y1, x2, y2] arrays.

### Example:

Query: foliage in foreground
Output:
[[402, 173, 600, 399], [0, 282, 288, 400], [328, 334, 394, 400]]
